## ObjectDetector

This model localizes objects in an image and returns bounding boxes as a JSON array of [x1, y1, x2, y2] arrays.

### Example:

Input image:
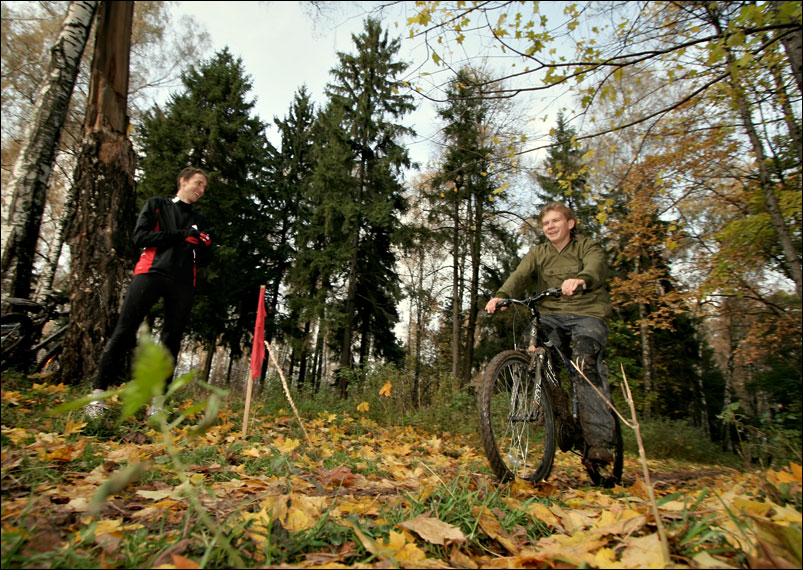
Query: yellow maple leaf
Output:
[[379, 381, 392, 397], [285, 507, 311, 532], [399, 513, 466, 545], [136, 489, 174, 501], [535, 532, 606, 567], [46, 442, 85, 463], [1, 390, 23, 406], [94, 519, 124, 536], [525, 502, 562, 529], [357, 401, 370, 413], [619, 532, 665, 569], [63, 420, 86, 436], [594, 547, 622, 569], [274, 437, 300, 454], [769, 463, 802, 485], [241, 447, 261, 458], [472, 506, 517, 554]]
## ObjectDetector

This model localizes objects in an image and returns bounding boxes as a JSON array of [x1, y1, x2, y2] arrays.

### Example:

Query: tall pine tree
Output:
[[533, 112, 601, 241], [319, 18, 415, 397]]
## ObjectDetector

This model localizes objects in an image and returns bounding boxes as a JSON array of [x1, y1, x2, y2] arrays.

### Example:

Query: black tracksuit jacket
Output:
[[132, 197, 212, 286]]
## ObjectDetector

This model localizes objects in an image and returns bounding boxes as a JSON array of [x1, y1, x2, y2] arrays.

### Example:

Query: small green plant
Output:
[[46, 330, 242, 566]]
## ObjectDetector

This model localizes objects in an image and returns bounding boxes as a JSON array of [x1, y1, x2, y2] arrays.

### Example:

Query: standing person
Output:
[[484, 201, 615, 464], [85, 167, 213, 418]]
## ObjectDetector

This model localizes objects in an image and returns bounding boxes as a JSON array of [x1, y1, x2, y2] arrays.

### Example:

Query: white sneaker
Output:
[[84, 399, 108, 419], [147, 397, 165, 418]]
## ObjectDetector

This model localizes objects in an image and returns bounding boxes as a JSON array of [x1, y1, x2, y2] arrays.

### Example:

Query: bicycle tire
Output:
[[584, 411, 624, 488], [1, 313, 33, 370], [34, 342, 63, 378], [478, 350, 556, 483]]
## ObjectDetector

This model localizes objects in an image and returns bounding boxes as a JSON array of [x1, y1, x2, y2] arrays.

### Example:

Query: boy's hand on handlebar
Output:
[[485, 297, 506, 314], [562, 278, 586, 296]]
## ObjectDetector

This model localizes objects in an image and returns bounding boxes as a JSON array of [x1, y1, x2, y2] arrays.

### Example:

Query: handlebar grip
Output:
[[497, 299, 511, 309]]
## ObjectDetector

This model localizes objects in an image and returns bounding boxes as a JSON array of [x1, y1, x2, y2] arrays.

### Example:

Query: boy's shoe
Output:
[[146, 404, 163, 418], [84, 399, 108, 419], [147, 396, 165, 418], [587, 446, 614, 464]]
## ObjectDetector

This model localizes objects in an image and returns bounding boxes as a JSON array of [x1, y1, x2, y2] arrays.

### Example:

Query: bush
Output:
[[250, 365, 480, 435], [626, 417, 739, 466]]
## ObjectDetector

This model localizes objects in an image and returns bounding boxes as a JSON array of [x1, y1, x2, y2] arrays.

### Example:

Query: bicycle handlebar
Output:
[[496, 288, 562, 311]]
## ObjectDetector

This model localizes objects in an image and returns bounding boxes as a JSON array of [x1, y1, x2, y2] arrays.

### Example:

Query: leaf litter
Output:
[[1, 382, 801, 569]]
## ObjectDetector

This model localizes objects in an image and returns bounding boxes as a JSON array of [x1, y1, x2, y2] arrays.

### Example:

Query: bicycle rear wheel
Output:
[[584, 411, 624, 488], [478, 350, 556, 483], [1, 313, 33, 370]]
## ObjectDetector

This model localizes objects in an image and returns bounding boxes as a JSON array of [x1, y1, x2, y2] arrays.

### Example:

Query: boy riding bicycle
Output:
[[484, 201, 615, 465]]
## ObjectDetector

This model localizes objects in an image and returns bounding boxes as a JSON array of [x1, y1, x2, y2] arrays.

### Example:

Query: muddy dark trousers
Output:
[[541, 313, 615, 449], [94, 273, 194, 390]]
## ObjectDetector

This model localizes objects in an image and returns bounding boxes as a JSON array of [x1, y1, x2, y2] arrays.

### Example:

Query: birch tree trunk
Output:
[[771, 1, 802, 92], [634, 257, 654, 419], [413, 251, 425, 407], [638, 302, 654, 420], [61, 1, 137, 382], [1, 1, 97, 300]]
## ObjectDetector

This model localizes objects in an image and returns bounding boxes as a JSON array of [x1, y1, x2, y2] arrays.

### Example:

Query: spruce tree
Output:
[[428, 67, 514, 383], [319, 18, 415, 397], [272, 87, 321, 389], [533, 112, 600, 240]]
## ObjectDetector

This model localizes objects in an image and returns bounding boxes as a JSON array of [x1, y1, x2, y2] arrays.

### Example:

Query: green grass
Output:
[[3, 355, 799, 569]]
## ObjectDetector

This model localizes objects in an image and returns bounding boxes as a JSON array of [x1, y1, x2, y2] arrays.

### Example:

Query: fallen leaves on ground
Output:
[[1, 382, 801, 569]]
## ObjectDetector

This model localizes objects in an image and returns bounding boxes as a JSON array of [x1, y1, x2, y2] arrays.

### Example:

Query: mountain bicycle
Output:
[[1, 292, 70, 377], [478, 288, 623, 488]]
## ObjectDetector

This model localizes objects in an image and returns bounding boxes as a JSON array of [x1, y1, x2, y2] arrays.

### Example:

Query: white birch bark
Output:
[[1, 1, 98, 298]]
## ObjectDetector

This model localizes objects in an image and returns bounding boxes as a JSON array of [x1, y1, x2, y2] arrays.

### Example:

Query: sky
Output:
[[168, 1, 444, 168], [166, 1, 576, 172]]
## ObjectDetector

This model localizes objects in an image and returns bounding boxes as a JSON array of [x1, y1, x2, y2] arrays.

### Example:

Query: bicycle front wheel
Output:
[[478, 350, 556, 483]]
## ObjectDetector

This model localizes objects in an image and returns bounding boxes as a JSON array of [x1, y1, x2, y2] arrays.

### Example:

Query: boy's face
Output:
[[177, 173, 207, 203], [541, 209, 575, 248]]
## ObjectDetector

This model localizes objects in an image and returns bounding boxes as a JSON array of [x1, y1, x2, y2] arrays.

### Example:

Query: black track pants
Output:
[[94, 273, 194, 390], [540, 313, 615, 449]]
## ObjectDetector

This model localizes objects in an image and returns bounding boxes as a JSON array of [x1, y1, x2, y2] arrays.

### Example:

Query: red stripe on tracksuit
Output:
[[133, 214, 159, 275]]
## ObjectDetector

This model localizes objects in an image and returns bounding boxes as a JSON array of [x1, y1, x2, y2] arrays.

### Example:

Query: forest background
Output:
[[1, 0, 801, 470]]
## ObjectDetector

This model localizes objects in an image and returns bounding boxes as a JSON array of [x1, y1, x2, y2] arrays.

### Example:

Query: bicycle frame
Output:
[[30, 323, 68, 355], [500, 290, 583, 451]]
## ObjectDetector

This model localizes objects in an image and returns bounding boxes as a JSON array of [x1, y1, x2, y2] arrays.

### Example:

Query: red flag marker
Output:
[[250, 285, 266, 380]]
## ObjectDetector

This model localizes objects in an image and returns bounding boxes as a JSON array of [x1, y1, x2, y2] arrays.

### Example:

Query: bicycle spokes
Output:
[[478, 351, 556, 483]]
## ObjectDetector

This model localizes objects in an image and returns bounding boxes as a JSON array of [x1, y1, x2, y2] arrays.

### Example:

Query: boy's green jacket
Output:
[[495, 235, 612, 323]]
